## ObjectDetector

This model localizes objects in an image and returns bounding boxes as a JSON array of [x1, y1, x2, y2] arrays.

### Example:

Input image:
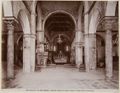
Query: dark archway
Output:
[[96, 34, 105, 68], [112, 34, 119, 71], [44, 12, 75, 64]]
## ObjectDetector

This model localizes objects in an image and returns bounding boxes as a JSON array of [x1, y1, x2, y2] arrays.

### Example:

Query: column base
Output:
[[105, 76, 113, 81], [7, 77, 14, 80], [76, 63, 80, 68]]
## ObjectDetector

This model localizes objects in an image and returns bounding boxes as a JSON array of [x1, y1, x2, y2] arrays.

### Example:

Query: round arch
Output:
[[105, 1, 117, 16], [96, 34, 105, 68], [2, 1, 13, 16], [43, 10, 76, 31], [89, 9, 101, 34], [17, 9, 31, 34]]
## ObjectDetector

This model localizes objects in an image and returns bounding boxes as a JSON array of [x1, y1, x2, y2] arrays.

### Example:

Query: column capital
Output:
[[103, 16, 118, 30], [3, 17, 18, 31], [6, 21, 14, 31]]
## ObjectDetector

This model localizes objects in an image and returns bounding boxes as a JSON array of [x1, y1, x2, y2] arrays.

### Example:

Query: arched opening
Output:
[[44, 12, 75, 65], [14, 24, 23, 69], [112, 34, 119, 71], [17, 10, 31, 72], [96, 34, 105, 68]]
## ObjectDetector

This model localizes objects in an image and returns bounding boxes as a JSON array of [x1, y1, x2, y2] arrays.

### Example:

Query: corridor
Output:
[[7, 65, 119, 90]]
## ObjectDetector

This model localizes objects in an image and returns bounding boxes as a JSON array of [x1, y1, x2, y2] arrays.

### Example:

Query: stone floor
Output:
[[6, 65, 119, 90]]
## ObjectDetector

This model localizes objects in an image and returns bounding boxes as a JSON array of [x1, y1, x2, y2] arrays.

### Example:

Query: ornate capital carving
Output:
[[3, 17, 18, 31], [6, 20, 14, 31], [103, 16, 118, 31]]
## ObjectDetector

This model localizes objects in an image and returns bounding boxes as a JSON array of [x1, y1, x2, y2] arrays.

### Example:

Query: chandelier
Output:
[[57, 34, 62, 44]]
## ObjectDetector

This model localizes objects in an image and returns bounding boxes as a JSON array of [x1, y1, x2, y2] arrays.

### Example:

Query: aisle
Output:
[[8, 66, 119, 90]]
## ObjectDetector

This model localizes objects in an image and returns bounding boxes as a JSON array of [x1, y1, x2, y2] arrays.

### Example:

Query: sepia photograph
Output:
[[1, 0, 119, 91]]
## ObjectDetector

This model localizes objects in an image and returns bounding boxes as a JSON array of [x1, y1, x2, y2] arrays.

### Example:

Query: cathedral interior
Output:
[[2, 1, 119, 90]]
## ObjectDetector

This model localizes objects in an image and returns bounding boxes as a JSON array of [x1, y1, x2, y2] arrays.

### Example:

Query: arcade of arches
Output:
[[2, 1, 119, 88]]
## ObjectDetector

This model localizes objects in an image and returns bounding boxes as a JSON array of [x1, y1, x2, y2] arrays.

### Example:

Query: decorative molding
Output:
[[98, 16, 118, 31], [6, 21, 14, 31], [84, 33, 96, 37], [3, 16, 18, 23], [3, 16, 19, 32], [31, 34, 36, 38]]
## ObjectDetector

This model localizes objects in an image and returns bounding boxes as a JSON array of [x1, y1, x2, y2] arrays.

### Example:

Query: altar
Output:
[[53, 51, 68, 64]]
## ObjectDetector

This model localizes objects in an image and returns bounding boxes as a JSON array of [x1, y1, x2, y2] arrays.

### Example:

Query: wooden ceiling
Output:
[[45, 13, 75, 44]]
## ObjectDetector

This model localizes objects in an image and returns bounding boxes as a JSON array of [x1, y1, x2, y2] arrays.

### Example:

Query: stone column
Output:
[[30, 4, 36, 72], [36, 30, 45, 66], [30, 34, 36, 72], [23, 34, 31, 73], [89, 34, 96, 70], [75, 31, 83, 68], [6, 20, 14, 79], [105, 23, 113, 79], [84, 34, 96, 71], [84, 34, 90, 72], [104, 17, 117, 79], [84, 1, 90, 72]]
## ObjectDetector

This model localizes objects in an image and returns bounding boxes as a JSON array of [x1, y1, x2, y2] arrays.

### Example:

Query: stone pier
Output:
[[6, 20, 14, 79], [75, 31, 83, 68]]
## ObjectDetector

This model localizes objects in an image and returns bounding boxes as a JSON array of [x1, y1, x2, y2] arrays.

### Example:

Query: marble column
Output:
[[105, 27, 113, 79], [23, 34, 31, 73], [6, 20, 14, 79], [75, 31, 83, 68]]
